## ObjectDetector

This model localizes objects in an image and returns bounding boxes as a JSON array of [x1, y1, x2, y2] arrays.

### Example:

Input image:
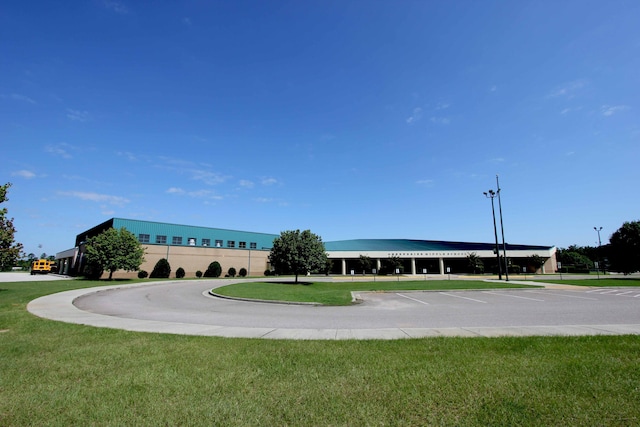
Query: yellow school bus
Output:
[[31, 259, 54, 275]]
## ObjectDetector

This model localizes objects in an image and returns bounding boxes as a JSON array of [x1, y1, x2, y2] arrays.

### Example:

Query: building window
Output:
[[250, 242, 257, 249], [202, 238, 211, 247], [188, 237, 196, 246], [215, 240, 223, 247], [172, 236, 183, 245], [138, 234, 150, 243], [156, 235, 167, 244], [239, 241, 246, 249], [227, 240, 235, 248]]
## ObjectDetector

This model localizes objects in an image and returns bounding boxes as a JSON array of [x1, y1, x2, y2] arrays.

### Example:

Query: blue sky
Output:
[[2, 0, 639, 257]]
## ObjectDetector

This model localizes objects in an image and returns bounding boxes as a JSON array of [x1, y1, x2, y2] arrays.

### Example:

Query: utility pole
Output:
[[484, 189, 502, 280], [496, 175, 509, 281]]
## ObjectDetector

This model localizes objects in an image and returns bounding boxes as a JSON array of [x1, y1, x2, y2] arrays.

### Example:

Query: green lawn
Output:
[[213, 280, 534, 305], [542, 278, 640, 287], [1, 279, 640, 425]]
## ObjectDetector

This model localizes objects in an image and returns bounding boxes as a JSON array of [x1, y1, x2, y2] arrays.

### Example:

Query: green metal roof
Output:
[[324, 239, 552, 252]]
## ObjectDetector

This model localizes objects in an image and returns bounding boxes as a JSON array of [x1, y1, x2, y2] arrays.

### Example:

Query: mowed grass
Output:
[[1, 279, 640, 425], [541, 278, 640, 287], [213, 280, 534, 305]]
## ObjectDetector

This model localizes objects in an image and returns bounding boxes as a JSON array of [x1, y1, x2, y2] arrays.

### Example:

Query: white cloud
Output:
[[103, 0, 128, 14], [1, 93, 36, 104], [166, 187, 222, 200], [58, 191, 129, 206], [490, 85, 497, 92], [182, 17, 192, 26], [416, 179, 435, 187], [547, 79, 587, 99], [66, 109, 90, 122], [45, 143, 73, 159], [601, 105, 630, 117], [406, 107, 422, 124], [429, 116, 451, 125], [191, 169, 229, 185], [239, 180, 254, 188], [255, 197, 274, 203], [261, 177, 278, 186], [11, 170, 37, 179], [117, 151, 137, 161]]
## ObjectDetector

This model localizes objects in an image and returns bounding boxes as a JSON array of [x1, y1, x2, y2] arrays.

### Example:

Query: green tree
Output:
[[466, 252, 484, 274], [609, 220, 640, 274], [0, 183, 23, 271], [150, 258, 171, 278], [526, 254, 545, 273], [175, 267, 185, 279], [204, 261, 222, 278], [228, 267, 237, 277], [358, 255, 372, 275], [269, 229, 328, 283], [84, 227, 145, 280]]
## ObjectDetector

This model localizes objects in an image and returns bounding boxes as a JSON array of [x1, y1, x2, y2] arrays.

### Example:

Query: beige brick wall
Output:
[[110, 244, 270, 279]]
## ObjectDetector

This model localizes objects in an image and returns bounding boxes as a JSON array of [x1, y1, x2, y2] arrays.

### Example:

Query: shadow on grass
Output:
[[267, 281, 314, 286]]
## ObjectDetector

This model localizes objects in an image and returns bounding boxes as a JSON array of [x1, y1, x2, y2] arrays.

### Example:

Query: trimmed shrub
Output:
[[264, 269, 272, 276], [175, 267, 185, 278], [204, 261, 222, 278], [239, 267, 247, 277], [138, 270, 148, 279], [228, 267, 237, 277], [196, 270, 203, 278], [150, 258, 171, 279]]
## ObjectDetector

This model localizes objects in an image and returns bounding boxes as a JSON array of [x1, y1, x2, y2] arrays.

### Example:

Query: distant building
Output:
[[56, 218, 556, 278]]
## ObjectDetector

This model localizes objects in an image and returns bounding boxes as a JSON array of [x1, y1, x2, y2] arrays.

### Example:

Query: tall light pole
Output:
[[484, 189, 502, 280], [594, 226, 602, 279], [496, 175, 509, 281]]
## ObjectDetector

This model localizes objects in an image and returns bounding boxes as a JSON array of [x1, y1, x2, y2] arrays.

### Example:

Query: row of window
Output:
[[138, 234, 257, 249]]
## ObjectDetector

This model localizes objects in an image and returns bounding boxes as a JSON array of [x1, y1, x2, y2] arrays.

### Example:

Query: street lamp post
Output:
[[484, 189, 503, 280], [496, 175, 509, 281], [594, 226, 603, 279]]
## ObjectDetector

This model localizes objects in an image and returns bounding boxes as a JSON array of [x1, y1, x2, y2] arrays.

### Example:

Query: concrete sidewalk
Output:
[[26, 280, 640, 340]]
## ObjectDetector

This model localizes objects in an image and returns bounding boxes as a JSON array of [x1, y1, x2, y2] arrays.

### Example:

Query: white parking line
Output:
[[439, 292, 487, 303], [482, 291, 544, 301], [396, 293, 430, 305], [617, 291, 633, 296], [524, 290, 598, 301]]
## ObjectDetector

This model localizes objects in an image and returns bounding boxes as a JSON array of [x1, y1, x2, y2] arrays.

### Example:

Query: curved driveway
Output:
[[27, 278, 640, 340]]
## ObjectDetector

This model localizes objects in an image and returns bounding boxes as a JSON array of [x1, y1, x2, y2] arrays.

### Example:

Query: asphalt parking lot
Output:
[[27, 278, 640, 340]]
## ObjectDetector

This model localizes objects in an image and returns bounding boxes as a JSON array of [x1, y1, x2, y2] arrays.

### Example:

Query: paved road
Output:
[[0, 272, 70, 282], [27, 278, 640, 340]]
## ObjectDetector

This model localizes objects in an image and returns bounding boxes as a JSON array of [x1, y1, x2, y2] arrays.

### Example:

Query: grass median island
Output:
[[2, 279, 640, 425], [213, 280, 535, 305]]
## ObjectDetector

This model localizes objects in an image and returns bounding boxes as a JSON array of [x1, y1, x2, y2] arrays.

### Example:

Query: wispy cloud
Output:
[[429, 116, 451, 125], [157, 157, 231, 186], [239, 180, 254, 188], [103, 0, 128, 14], [45, 143, 74, 159], [117, 151, 137, 161], [416, 179, 435, 187], [182, 17, 192, 26], [166, 187, 222, 200], [261, 177, 279, 186], [191, 169, 229, 185], [58, 191, 129, 206], [11, 170, 37, 179], [1, 93, 37, 104], [547, 79, 587, 99], [66, 109, 90, 122], [601, 105, 630, 117], [406, 107, 422, 124]]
